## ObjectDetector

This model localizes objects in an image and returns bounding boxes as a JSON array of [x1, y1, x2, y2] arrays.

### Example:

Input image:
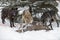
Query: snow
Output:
[[0, 25, 60, 40], [18, 6, 29, 15], [57, 1, 60, 16], [0, 1, 60, 40]]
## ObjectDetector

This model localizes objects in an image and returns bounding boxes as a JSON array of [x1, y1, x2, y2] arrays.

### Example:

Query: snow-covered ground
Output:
[[0, 1, 60, 40]]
